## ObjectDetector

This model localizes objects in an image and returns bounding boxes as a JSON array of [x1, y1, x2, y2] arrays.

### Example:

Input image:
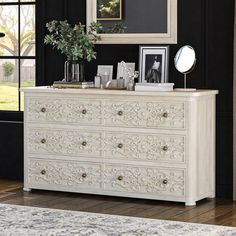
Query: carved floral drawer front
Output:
[[103, 165, 185, 197], [104, 133, 185, 163], [28, 159, 102, 189], [26, 97, 102, 124], [27, 128, 102, 157], [103, 101, 185, 129]]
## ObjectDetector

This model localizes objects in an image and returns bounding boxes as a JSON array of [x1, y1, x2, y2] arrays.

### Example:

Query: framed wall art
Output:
[[87, 0, 177, 44], [97, 0, 122, 20]]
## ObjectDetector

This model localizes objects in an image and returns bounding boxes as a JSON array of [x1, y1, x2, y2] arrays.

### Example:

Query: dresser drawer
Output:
[[103, 101, 185, 129], [27, 127, 102, 157], [103, 164, 185, 197], [28, 159, 102, 189], [26, 97, 102, 125], [104, 132, 185, 163]]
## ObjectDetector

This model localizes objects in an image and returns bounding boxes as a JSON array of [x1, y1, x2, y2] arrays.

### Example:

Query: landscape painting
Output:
[[97, 0, 122, 20]]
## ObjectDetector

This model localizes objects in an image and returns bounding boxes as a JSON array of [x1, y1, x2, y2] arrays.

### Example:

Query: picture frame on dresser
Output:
[[116, 62, 135, 86], [97, 65, 113, 80], [139, 46, 169, 84]]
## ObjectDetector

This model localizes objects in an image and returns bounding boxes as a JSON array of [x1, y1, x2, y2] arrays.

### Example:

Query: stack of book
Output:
[[135, 83, 174, 92], [53, 81, 94, 89]]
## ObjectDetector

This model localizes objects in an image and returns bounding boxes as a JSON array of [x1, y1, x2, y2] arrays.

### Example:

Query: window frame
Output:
[[0, 0, 36, 116]]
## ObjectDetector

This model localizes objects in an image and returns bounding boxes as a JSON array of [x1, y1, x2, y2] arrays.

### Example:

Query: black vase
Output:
[[64, 60, 85, 82]]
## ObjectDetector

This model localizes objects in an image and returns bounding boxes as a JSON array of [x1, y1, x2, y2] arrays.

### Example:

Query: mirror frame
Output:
[[86, 0, 178, 44], [174, 46, 197, 74]]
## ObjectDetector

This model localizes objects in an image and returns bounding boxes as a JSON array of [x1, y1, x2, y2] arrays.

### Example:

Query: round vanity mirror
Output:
[[174, 45, 196, 91]]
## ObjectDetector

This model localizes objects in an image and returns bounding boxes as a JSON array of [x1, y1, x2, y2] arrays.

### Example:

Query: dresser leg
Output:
[[185, 201, 196, 207], [23, 188, 32, 192]]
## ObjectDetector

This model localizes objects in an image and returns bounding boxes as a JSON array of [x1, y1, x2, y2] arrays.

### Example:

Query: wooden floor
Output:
[[0, 179, 236, 227]]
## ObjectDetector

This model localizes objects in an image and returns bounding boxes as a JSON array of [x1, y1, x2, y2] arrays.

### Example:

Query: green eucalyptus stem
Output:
[[44, 20, 101, 62]]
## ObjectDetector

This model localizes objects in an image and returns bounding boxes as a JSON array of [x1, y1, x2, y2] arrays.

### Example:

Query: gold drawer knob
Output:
[[117, 111, 123, 116], [41, 139, 46, 144], [82, 141, 87, 147], [118, 143, 123, 149], [163, 179, 168, 185], [41, 170, 46, 175], [82, 109, 87, 115], [162, 112, 168, 118], [163, 146, 168, 151], [82, 173, 87, 178], [41, 107, 46, 113], [118, 176, 123, 181]]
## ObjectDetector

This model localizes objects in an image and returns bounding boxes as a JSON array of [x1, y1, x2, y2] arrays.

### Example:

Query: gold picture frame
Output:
[[97, 0, 122, 21]]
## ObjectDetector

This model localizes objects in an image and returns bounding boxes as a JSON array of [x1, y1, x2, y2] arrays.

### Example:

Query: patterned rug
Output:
[[0, 204, 235, 236]]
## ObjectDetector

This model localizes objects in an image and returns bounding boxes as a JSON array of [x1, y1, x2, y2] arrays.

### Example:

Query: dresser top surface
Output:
[[21, 87, 218, 97]]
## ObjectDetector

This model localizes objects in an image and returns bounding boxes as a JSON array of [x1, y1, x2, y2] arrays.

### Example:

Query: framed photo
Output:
[[117, 62, 135, 85], [97, 65, 113, 80], [139, 46, 169, 83], [97, 0, 122, 20]]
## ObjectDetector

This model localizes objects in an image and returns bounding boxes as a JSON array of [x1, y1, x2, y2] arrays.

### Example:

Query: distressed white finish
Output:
[[86, 0, 178, 44], [103, 164, 185, 197], [103, 100, 185, 128], [27, 127, 103, 157], [23, 87, 218, 206], [103, 132, 185, 163], [28, 159, 102, 189], [27, 98, 102, 124], [27, 127, 185, 163]]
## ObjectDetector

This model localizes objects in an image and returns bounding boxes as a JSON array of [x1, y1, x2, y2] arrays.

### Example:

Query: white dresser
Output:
[[23, 87, 218, 206]]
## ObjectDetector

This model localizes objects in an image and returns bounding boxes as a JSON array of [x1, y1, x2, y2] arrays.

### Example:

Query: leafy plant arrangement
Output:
[[44, 20, 101, 61]]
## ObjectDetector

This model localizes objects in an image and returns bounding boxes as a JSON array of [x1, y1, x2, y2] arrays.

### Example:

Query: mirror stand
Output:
[[175, 74, 196, 92], [174, 45, 197, 92], [184, 73, 187, 89]]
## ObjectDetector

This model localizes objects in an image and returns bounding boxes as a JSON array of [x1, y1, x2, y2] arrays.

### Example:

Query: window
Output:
[[0, 0, 35, 111]]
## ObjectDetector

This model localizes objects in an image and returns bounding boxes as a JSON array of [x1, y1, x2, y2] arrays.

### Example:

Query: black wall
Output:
[[0, 0, 234, 198], [0, 121, 23, 180]]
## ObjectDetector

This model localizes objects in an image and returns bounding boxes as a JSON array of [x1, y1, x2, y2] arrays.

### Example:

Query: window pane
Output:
[[0, 2, 36, 112], [0, 1, 18, 2], [0, 6, 18, 56], [0, 59, 19, 111], [20, 5, 35, 56], [20, 59, 35, 111]]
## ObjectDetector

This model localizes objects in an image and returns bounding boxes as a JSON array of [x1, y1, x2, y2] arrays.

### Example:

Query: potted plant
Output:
[[44, 20, 101, 82]]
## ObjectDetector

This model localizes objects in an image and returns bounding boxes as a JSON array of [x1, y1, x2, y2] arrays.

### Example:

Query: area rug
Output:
[[0, 204, 235, 236]]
